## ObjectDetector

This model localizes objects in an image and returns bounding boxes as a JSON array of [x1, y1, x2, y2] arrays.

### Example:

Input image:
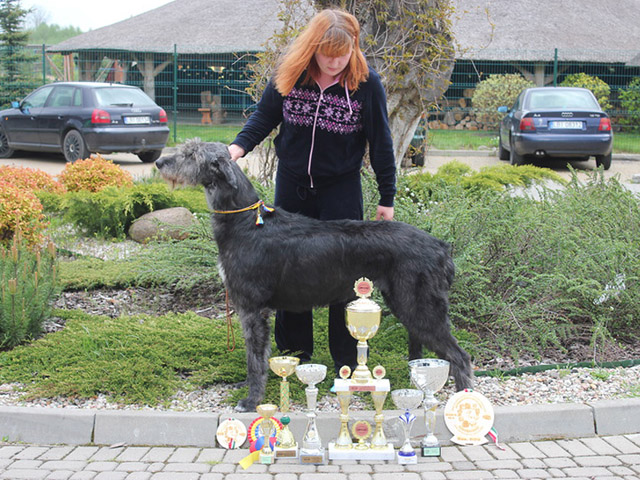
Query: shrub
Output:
[[0, 234, 59, 349], [63, 183, 180, 239], [619, 77, 640, 130], [0, 166, 66, 195], [472, 74, 535, 127], [560, 73, 612, 110], [425, 172, 640, 364], [0, 180, 47, 246], [58, 155, 134, 192]]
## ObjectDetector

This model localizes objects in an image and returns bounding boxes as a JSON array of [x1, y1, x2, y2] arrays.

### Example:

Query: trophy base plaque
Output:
[[275, 445, 298, 459], [259, 452, 274, 464], [398, 451, 418, 465], [421, 445, 441, 457], [328, 442, 395, 461], [299, 448, 325, 465]]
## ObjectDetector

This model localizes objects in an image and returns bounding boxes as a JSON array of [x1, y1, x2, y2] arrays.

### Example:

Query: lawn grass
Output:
[[0, 306, 426, 409], [166, 123, 640, 154], [167, 124, 243, 146]]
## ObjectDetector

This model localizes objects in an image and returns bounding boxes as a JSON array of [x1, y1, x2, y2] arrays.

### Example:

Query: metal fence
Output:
[[1, 45, 640, 146]]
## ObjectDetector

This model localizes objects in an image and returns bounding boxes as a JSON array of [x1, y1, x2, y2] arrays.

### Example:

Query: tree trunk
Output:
[[339, 0, 456, 168]]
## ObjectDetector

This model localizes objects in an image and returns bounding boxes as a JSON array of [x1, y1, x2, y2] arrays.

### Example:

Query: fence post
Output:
[[553, 48, 558, 86], [173, 44, 178, 144], [41, 44, 46, 84]]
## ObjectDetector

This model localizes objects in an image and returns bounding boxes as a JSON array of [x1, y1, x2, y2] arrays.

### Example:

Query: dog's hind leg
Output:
[[388, 289, 474, 392], [420, 321, 474, 392], [235, 308, 272, 412]]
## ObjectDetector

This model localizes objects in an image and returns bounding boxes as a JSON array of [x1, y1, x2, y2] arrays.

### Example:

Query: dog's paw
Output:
[[235, 397, 256, 413]]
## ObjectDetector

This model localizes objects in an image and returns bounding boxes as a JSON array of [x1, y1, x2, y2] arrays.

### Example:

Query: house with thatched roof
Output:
[[451, 0, 640, 84], [48, 0, 291, 109], [47, 0, 640, 118]]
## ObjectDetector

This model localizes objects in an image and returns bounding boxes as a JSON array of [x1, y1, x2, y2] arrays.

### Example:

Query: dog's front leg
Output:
[[235, 307, 271, 412]]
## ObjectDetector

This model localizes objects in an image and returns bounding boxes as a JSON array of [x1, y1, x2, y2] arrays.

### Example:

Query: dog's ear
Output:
[[207, 144, 239, 189]]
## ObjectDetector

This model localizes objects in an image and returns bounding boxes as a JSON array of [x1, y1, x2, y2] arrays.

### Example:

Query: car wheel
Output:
[[509, 138, 524, 166], [63, 130, 89, 163], [498, 132, 509, 160], [0, 128, 14, 159], [137, 150, 162, 163], [595, 153, 612, 170]]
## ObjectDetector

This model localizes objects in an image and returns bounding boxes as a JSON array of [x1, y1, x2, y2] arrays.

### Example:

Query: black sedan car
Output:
[[497, 87, 613, 169], [0, 82, 170, 163]]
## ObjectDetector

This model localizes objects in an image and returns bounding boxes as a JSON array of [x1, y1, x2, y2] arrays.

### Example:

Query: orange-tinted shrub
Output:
[[0, 180, 47, 246], [58, 155, 134, 192], [0, 165, 66, 194]]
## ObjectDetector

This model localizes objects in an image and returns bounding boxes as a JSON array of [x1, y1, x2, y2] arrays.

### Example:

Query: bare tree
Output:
[[333, 0, 455, 167], [24, 5, 49, 31]]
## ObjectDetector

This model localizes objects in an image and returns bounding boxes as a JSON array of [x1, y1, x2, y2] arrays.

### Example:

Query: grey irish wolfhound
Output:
[[156, 139, 473, 412]]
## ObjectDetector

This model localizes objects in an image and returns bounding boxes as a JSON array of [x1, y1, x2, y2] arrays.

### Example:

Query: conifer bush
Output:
[[58, 155, 133, 192], [0, 234, 59, 349], [63, 183, 180, 239]]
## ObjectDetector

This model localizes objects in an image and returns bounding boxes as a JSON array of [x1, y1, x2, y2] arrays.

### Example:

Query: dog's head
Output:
[[155, 138, 240, 189]]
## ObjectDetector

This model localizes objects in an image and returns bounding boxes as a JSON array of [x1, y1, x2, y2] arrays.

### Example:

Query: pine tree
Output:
[[0, 0, 33, 107]]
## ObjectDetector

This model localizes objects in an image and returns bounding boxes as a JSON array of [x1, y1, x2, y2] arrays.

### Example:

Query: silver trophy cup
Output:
[[295, 363, 327, 464], [391, 388, 424, 464], [408, 358, 450, 457]]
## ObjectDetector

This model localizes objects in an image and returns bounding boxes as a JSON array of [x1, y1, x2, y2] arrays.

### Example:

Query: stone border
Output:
[[1, 398, 638, 447]]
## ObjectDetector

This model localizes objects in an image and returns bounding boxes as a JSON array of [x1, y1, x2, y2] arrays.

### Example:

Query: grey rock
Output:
[[128, 207, 194, 244]]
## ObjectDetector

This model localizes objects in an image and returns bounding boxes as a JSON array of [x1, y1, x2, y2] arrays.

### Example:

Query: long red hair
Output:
[[274, 9, 369, 96]]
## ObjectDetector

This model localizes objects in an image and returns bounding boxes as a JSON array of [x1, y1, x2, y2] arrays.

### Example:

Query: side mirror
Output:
[[11, 101, 19, 108], [497, 106, 508, 114]]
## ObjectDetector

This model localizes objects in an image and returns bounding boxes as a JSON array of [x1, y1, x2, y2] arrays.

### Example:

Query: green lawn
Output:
[[167, 123, 640, 154]]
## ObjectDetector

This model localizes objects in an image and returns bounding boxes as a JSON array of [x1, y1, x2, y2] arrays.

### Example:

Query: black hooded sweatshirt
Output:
[[232, 67, 396, 207]]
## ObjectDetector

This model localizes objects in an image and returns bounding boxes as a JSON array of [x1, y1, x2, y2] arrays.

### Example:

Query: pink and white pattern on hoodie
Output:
[[283, 87, 363, 135]]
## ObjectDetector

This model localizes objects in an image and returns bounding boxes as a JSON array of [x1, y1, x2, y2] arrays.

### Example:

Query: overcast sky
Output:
[[21, 0, 174, 31]]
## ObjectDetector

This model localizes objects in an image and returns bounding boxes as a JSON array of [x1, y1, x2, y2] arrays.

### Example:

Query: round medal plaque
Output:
[[444, 390, 494, 446]]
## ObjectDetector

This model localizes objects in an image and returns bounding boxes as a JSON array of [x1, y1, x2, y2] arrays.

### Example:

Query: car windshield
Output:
[[93, 87, 156, 107], [527, 90, 600, 110]]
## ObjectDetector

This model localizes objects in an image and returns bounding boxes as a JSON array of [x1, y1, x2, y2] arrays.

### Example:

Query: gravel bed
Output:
[[1, 365, 638, 413]]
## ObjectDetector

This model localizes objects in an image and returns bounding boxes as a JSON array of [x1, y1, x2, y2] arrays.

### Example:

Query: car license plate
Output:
[[549, 121, 582, 129], [124, 116, 150, 125]]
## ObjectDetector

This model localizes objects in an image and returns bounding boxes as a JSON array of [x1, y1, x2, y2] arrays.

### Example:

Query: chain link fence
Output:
[[1, 45, 639, 148]]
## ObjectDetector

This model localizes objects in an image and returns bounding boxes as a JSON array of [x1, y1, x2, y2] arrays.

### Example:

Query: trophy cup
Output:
[[391, 389, 424, 464], [346, 278, 382, 384], [256, 403, 278, 464], [269, 356, 300, 413], [295, 363, 327, 464], [329, 278, 394, 461], [409, 358, 450, 457]]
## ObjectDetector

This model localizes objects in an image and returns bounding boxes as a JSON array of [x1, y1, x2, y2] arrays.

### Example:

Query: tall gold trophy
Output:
[[269, 356, 300, 458], [328, 278, 394, 461]]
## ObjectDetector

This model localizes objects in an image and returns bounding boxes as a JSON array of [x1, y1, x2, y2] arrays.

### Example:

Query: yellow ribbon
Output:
[[239, 450, 260, 470]]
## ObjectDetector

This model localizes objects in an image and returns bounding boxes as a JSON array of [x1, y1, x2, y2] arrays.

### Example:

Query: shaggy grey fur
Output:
[[156, 139, 473, 412]]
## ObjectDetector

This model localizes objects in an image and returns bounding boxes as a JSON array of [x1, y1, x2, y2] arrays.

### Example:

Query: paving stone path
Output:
[[1, 434, 639, 480]]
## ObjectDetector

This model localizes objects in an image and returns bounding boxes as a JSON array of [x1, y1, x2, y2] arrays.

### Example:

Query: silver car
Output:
[[497, 87, 613, 170]]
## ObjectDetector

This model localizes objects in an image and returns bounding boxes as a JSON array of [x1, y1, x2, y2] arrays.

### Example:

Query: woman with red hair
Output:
[[229, 9, 396, 374]]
